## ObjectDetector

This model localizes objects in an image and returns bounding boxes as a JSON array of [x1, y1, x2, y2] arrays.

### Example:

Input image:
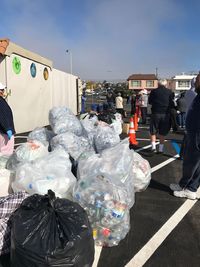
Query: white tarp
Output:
[[52, 69, 77, 115]]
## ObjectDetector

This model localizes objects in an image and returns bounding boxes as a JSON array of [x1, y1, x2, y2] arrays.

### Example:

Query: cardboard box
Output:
[[122, 123, 129, 135]]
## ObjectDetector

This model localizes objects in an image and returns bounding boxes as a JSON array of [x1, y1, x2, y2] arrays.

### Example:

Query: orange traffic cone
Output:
[[129, 117, 138, 147], [134, 113, 138, 131]]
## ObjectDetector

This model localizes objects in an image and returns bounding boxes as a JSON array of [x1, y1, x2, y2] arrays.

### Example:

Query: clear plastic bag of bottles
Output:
[[131, 150, 151, 192], [80, 114, 98, 146], [110, 113, 123, 135], [77, 138, 135, 208], [93, 122, 120, 153], [6, 140, 49, 171], [28, 127, 55, 146], [49, 106, 84, 136], [50, 132, 94, 161], [93, 209, 130, 247], [12, 148, 76, 199], [73, 174, 130, 247]]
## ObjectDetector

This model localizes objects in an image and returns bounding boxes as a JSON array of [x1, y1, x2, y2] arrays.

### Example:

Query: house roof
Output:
[[172, 75, 196, 80], [127, 74, 157, 81], [0, 38, 52, 69]]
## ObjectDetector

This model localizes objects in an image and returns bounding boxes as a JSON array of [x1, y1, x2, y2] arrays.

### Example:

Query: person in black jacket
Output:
[[170, 73, 200, 200], [0, 82, 15, 155], [149, 79, 173, 153], [106, 90, 115, 109], [130, 92, 136, 115]]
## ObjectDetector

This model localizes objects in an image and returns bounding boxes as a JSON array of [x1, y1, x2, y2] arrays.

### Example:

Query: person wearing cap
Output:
[[148, 79, 173, 153], [170, 73, 200, 200], [0, 82, 15, 155]]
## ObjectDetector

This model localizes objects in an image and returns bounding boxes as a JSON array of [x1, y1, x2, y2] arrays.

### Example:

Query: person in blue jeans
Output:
[[176, 93, 186, 128], [179, 77, 197, 159], [170, 73, 200, 200]]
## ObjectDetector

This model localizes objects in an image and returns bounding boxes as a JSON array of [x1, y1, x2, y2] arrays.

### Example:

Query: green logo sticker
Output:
[[12, 57, 21, 74]]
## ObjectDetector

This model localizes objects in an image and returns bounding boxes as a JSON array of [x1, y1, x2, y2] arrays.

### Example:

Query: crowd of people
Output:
[[104, 83, 188, 132], [102, 76, 200, 200]]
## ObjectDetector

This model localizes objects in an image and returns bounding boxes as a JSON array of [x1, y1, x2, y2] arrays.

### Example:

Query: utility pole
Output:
[[155, 67, 158, 78]]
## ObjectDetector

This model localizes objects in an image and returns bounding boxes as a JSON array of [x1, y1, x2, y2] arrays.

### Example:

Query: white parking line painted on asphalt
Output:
[[138, 126, 149, 129], [136, 138, 154, 141], [92, 246, 102, 267], [125, 194, 199, 267], [151, 154, 179, 173], [135, 142, 160, 152]]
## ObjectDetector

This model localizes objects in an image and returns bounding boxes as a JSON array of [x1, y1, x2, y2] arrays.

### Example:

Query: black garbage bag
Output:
[[97, 111, 115, 124], [10, 190, 94, 267]]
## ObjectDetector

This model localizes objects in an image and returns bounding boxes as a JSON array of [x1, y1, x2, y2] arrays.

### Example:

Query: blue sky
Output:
[[1, 0, 200, 80]]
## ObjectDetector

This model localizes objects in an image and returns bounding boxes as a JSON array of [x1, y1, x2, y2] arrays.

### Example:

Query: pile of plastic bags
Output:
[[0, 105, 151, 253]]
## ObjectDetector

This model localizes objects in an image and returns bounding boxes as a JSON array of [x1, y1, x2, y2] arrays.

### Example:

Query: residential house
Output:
[[127, 74, 158, 91], [171, 73, 197, 95]]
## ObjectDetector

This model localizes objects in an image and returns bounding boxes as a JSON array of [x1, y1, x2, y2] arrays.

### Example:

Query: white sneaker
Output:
[[170, 183, 182, 191], [173, 189, 197, 200]]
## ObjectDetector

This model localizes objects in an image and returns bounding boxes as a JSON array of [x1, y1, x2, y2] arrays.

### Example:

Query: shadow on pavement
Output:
[[149, 179, 172, 194]]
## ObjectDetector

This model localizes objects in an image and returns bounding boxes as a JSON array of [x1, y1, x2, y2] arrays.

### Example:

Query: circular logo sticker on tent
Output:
[[12, 57, 21, 74], [43, 67, 49, 80], [30, 63, 36, 78]]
